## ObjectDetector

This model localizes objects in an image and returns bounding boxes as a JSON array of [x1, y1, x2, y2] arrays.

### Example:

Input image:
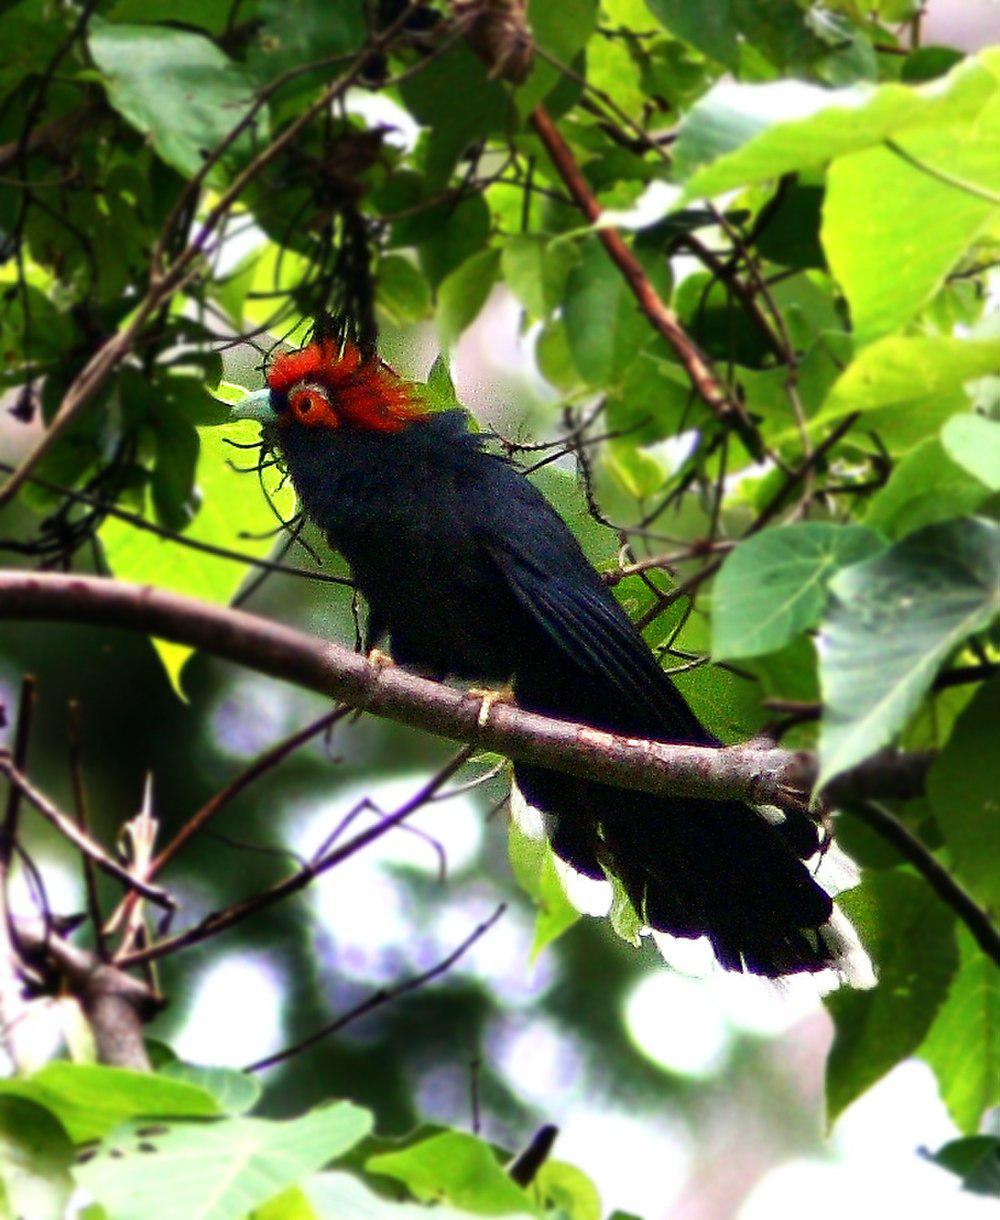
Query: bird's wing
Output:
[[481, 503, 714, 743]]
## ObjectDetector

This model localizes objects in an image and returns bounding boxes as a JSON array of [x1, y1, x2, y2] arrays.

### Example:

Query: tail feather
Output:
[[513, 766, 871, 983]]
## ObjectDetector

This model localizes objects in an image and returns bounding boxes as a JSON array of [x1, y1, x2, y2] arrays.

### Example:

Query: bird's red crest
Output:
[[266, 338, 426, 433]]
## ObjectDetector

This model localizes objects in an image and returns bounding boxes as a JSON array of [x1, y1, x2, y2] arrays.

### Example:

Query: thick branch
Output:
[[0, 572, 932, 811], [14, 919, 159, 1069]]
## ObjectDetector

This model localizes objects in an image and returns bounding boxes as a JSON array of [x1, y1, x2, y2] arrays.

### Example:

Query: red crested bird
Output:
[[233, 334, 870, 982]]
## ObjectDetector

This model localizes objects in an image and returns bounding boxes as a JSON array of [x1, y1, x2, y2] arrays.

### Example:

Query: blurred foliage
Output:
[[0, 0, 998, 1216]]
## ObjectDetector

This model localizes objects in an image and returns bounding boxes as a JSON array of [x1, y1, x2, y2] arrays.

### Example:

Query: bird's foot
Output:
[[367, 647, 395, 670], [468, 684, 515, 727]]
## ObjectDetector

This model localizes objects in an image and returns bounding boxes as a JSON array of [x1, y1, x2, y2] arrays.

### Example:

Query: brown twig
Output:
[[0, 755, 175, 911], [529, 104, 765, 460], [846, 801, 1000, 968], [245, 902, 506, 1071], [67, 700, 107, 960], [104, 704, 353, 938], [0, 677, 36, 1071], [118, 748, 474, 967]]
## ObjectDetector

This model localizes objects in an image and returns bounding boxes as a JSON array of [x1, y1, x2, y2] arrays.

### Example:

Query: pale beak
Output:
[[230, 387, 278, 424]]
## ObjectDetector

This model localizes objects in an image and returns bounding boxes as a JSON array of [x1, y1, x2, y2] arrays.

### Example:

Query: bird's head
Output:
[[231, 337, 428, 435]]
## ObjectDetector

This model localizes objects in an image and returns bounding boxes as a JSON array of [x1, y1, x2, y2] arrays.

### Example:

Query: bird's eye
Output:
[[290, 387, 337, 427]]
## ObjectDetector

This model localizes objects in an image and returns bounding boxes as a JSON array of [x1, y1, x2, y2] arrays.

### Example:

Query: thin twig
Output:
[[104, 704, 353, 939], [0, 756, 175, 911], [846, 800, 1000, 967], [67, 701, 107, 960], [245, 902, 506, 1071], [529, 104, 766, 460], [118, 748, 474, 966]]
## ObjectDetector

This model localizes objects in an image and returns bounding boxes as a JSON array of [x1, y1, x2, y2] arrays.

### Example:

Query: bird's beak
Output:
[[230, 388, 277, 424]]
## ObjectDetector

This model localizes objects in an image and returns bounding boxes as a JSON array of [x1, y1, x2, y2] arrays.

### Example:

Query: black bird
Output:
[[233, 335, 868, 981]]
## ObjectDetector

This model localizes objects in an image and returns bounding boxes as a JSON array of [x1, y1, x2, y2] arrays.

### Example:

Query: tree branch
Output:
[[0, 571, 932, 813], [14, 919, 160, 1069], [529, 104, 765, 460]]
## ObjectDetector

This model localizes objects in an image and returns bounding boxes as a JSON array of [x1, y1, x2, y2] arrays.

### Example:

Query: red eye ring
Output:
[[289, 386, 337, 428]]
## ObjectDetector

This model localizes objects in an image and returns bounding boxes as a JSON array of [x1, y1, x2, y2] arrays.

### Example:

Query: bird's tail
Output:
[[512, 768, 874, 985]]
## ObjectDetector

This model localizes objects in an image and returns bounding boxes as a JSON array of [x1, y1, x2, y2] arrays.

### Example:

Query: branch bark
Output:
[[0, 571, 932, 812], [14, 919, 159, 1069]]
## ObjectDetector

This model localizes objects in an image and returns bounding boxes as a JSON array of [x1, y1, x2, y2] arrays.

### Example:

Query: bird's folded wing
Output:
[[483, 538, 715, 744]]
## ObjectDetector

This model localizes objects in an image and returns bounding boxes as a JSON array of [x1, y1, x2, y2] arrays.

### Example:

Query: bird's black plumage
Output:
[[267, 403, 849, 978]]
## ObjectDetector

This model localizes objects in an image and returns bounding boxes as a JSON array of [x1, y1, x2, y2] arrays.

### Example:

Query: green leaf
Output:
[[399, 43, 509, 188], [152, 415, 200, 533], [157, 1063, 262, 1117], [517, 0, 598, 115], [817, 518, 1000, 786], [0, 1064, 219, 1143], [422, 354, 462, 411], [712, 523, 884, 660], [302, 1171, 484, 1218], [919, 928, 1000, 1134], [927, 678, 1000, 911], [89, 24, 261, 180], [929, 1136, 1000, 1198], [823, 118, 1000, 344], [562, 238, 669, 386], [501, 234, 577, 321], [376, 256, 432, 327], [366, 1133, 535, 1216], [246, 0, 365, 88], [606, 873, 642, 947], [815, 334, 1000, 427], [647, 0, 827, 73], [100, 420, 300, 694], [532, 1160, 602, 1220], [864, 437, 992, 539], [75, 1102, 372, 1220], [941, 413, 1000, 491], [437, 248, 501, 349], [825, 870, 958, 1122], [508, 820, 581, 957], [673, 48, 1000, 199], [0, 1097, 74, 1220]]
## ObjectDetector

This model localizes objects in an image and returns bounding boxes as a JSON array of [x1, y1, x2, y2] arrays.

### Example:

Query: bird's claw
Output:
[[469, 684, 515, 727], [367, 647, 395, 670]]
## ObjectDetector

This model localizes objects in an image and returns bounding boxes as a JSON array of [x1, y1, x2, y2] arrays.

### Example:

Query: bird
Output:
[[232, 332, 870, 982]]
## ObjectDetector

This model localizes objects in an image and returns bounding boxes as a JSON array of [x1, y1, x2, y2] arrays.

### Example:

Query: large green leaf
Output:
[[815, 334, 1000, 427], [823, 112, 1000, 344], [100, 420, 301, 692], [927, 678, 1000, 911], [711, 522, 884, 660], [941, 413, 1000, 491], [673, 47, 1000, 198], [0, 1065, 219, 1143], [864, 437, 992, 539], [825, 870, 958, 1122], [817, 517, 1000, 786], [367, 1133, 535, 1216], [89, 24, 260, 179], [919, 928, 1000, 1134], [75, 1102, 372, 1220], [0, 1097, 74, 1220]]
